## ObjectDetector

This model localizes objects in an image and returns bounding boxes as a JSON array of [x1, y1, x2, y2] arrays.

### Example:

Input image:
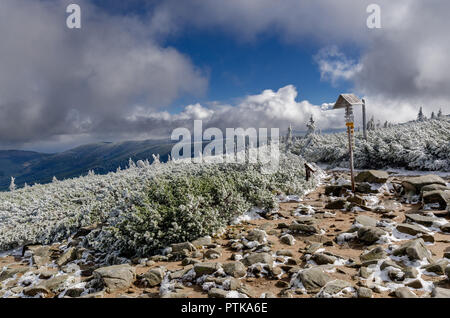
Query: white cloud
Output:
[[0, 0, 207, 147]]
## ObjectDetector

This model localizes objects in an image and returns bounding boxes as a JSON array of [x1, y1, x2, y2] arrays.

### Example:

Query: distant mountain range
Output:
[[0, 139, 178, 191]]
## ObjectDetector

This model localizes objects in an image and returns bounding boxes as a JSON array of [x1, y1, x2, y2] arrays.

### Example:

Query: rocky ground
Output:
[[1, 170, 449, 299]]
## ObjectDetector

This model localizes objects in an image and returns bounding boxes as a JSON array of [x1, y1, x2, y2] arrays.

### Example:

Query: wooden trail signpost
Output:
[[333, 94, 365, 193]]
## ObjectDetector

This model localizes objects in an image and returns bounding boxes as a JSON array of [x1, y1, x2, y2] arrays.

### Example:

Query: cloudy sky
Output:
[[0, 0, 449, 152]]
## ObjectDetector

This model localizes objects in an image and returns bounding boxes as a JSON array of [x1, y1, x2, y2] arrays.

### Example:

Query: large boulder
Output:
[[402, 175, 446, 194], [297, 268, 332, 291], [360, 246, 387, 262], [171, 242, 196, 254], [423, 259, 448, 275], [289, 223, 319, 234], [245, 229, 267, 243], [432, 287, 450, 298], [395, 287, 417, 298], [422, 190, 450, 209], [93, 264, 136, 292], [56, 247, 77, 267], [0, 266, 29, 282], [29, 246, 53, 267], [242, 253, 273, 266], [140, 267, 165, 287], [193, 262, 222, 276], [393, 239, 432, 261], [357, 226, 386, 244], [311, 253, 337, 265], [317, 280, 352, 297], [355, 170, 389, 184], [223, 262, 247, 278], [396, 223, 429, 236], [355, 215, 378, 227], [405, 214, 438, 227]]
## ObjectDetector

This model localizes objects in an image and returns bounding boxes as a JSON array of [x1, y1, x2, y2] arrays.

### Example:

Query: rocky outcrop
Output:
[[93, 264, 136, 292], [355, 170, 389, 183]]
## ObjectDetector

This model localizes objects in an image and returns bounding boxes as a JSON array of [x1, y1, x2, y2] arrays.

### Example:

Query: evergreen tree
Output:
[[306, 115, 316, 136], [417, 107, 425, 121], [438, 108, 443, 118], [431, 111, 435, 119]]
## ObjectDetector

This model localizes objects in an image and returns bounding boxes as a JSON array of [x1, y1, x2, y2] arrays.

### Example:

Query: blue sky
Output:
[[91, 0, 352, 109], [165, 31, 350, 110]]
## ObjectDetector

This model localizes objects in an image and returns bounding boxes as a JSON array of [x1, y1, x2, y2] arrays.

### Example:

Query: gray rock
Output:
[[405, 280, 423, 289], [396, 223, 429, 236], [325, 185, 351, 196], [355, 215, 378, 227], [355, 170, 389, 184], [402, 175, 446, 194], [359, 267, 371, 279], [65, 287, 84, 298], [276, 250, 294, 257], [208, 288, 229, 298], [347, 195, 366, 206], [445, 247, 450, 259], [423, 190, 450, 209], [243, 252, 273, 266], [318, 280, 352, 297], [357, 287, 373, 298], [56, 247, 77, 267], [289, 223, 319, 234], [441, 223, 450, 233], [223, 262, 247, 278], [246, 229, 267, 243], [423, 259, 449, 275], [395, 287, 417, 298], [93, 264, 136, 292], [405, 214, 439, 227], [204, 248, 222, 259], [360, 246, 387, 262], [79, 291, 105, 298], [297, 267, 332, 291], [171, 242, 196, 254], [404, 266, 419, 279], [318, 279, 352, 297], [325, 199, 346, 210], [421, 184, 449, 193], [141, 267, 165, 287], [23, 285, 51, 297], [312, 253, 337, 265], [305, 243, 323, 254], [357, 226, 386, 244], [193, 262, 221, 276], [191, 236, 212, 247], [0, 266, 29, 282], [380, 259, 402, 271], [30, 246, 52, 266], [393, 238, 432, 261], [280, 234, 295, 246], [431, 287, 450, 298], [40, 274, 69, 293]]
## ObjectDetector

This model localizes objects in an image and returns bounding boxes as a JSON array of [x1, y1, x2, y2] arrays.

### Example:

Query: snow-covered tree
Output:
[[438, 108, 443, 118], [417, 107, 426, 121], [306, 116, 316, 136], [431, 111, 436, 119], [9, 177, 16, 191]]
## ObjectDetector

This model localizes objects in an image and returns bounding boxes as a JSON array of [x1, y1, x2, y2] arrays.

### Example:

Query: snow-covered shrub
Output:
[[0, 149, 318, 257], [291, 117, 450, 171]]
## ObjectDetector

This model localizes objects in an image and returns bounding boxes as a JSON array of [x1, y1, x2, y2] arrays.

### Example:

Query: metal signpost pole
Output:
[[362, 99, 367, 140]]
